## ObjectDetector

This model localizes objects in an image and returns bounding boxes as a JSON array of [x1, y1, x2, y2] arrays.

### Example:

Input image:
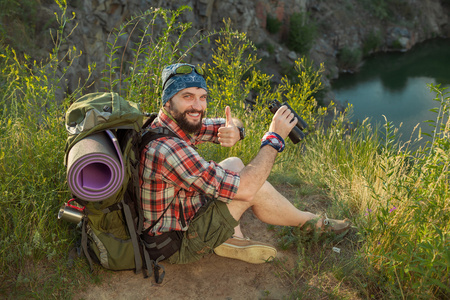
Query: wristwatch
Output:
[[238, 127, 245, 140]]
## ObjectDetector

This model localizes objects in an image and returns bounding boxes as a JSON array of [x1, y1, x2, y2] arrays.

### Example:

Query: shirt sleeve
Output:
[[157, 137, 239, 202], [193, 118, 225, 144]]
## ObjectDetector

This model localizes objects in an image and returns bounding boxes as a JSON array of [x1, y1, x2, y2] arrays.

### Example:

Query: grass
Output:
[[1, 3, 449, 299]]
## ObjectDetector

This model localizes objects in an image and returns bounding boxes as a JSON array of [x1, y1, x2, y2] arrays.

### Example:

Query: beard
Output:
[[168, 101, 205, 134]]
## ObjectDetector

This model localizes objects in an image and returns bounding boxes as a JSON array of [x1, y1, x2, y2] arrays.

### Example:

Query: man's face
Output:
[[165, 87, 208, 133]]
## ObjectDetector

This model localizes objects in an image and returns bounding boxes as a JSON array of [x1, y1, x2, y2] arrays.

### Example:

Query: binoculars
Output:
[[268, 99, 308, 144]]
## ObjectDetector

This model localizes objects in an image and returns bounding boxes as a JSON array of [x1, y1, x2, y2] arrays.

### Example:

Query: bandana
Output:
[[161, 63, 207, 105]]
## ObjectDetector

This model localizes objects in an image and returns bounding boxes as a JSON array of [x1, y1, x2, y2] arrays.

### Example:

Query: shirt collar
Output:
[[158, 109, 196, 145]]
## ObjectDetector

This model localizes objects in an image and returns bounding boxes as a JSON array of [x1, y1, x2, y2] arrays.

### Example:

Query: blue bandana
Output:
[[161, 63, 208, 105]]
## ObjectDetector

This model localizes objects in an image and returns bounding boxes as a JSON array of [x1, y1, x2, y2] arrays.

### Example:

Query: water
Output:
[[332, 38, 450, 144]]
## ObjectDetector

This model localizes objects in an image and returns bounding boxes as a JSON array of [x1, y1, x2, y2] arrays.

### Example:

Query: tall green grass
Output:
[[0, 2, 449, 299], [294, 87, 450, 298], [0, 2, 95, 297], [102, 5, 194, 109]]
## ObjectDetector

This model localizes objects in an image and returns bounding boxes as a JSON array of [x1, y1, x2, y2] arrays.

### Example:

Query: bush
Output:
[[0, 0, 39, 53], [337, 46, 363, 71], [286, 12, 316, 54], [201, 26, 325, 164], [266, 14, 282, 34], [362, 30, 382, 56]]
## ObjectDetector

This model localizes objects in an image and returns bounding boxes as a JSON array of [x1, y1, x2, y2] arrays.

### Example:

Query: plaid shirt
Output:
[[139, 109, 240, 236]]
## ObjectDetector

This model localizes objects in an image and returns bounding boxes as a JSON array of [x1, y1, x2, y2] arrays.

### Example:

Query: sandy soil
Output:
[[75, 210, 300, 300]]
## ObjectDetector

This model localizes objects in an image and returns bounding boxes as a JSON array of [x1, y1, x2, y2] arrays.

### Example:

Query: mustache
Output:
[[183, 108, 205, 116]]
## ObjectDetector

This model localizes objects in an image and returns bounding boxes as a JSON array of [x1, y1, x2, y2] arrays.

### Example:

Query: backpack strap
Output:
[[139, 126, 188, 230], [101, 202, 123, 213], [136, 125, 190, 283], [142, 112, 158, 129], [139, 127, 178, 153], [122, 199, 144, 274], [80, 215, 95, 272]]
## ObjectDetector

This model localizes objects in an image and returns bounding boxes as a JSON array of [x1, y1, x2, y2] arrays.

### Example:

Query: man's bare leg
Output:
[[217, 157, 349, 264], [219, 157, 319, 237], [229, 180, 318, 227]]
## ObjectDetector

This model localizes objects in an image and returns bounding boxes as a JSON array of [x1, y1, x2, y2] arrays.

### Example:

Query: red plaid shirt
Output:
[[139, 110, 240, 236]]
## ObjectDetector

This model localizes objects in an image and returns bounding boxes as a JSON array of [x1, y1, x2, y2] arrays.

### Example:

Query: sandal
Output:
[[214, 236, 277, 264], [319, 214, 351, 234]]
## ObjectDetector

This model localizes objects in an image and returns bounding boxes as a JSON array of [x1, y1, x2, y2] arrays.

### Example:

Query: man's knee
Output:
[[219, 157, 245, 173]]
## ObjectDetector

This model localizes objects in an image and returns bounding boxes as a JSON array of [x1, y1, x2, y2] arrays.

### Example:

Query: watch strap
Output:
[[238, 127, 245, 140]]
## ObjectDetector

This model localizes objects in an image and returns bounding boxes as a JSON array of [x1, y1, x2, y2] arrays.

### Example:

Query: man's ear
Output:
[[164, 99, 171, 109]]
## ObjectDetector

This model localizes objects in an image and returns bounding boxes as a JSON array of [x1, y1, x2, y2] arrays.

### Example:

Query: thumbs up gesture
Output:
[[218, 106, 241, 147]]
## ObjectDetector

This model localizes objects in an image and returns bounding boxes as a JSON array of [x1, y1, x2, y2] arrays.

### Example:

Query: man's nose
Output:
[[192, 98, 203, 110]]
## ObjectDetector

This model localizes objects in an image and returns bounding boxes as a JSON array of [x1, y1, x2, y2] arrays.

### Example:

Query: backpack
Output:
[[61, 92, 179, 283]]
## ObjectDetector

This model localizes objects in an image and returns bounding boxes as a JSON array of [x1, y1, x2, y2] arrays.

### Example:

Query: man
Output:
[[139, 63, 350, 265]]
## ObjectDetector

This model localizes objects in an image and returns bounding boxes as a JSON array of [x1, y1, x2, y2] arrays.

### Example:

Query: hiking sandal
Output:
[[214, 236, 277, 264], [320, 214, 351, 234]]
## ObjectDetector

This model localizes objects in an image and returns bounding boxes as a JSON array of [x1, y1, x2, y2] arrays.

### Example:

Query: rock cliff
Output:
[[31, 0, 450, 102]]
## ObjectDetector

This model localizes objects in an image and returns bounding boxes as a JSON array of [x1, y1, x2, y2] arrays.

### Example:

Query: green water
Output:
[[332, 38, 450, 144]]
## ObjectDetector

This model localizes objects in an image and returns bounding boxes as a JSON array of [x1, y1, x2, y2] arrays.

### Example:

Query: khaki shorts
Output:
[[168, 199, 238, 264]]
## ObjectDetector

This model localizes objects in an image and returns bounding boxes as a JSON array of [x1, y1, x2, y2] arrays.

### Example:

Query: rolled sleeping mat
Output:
[[66, 130, 124, 202]]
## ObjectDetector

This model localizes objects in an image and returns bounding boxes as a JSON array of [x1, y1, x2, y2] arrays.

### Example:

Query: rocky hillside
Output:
[[4, 0, 450, 103]]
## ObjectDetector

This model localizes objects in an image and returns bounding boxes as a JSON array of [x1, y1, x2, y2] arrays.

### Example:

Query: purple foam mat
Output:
[[66, 130, 124, 201]]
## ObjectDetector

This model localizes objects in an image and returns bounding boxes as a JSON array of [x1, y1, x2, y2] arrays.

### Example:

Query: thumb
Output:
[[225, 106, 235, 127]]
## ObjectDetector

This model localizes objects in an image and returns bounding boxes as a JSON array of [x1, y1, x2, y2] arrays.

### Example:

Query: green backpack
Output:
[[62, 92, 178, 283]]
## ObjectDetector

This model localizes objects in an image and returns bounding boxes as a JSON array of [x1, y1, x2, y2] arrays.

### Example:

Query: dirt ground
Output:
[[75, 188, 359, 300], [75, 211, 299, 300]]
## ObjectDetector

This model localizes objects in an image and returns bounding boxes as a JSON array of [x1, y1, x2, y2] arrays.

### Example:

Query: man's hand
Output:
[[218, 106, 240, 147], [269, 105, 297, 140]]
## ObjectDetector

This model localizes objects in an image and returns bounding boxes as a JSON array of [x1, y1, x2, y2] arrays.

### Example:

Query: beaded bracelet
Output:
[[260, 132, 285, 152]]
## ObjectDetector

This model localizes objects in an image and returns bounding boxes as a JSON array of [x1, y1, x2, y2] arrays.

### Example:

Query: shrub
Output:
[[286, 12, 316, 54], [362, 30, 383, 56], [0, 0, 39, 53], [266, 14, 282, 34], [337, 46, 363, 71]]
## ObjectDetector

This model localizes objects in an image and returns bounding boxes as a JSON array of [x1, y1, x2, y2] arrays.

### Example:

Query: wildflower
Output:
[[389, 206, 397, 213]]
